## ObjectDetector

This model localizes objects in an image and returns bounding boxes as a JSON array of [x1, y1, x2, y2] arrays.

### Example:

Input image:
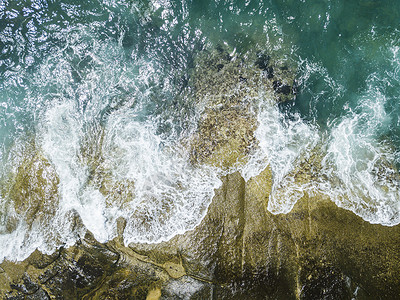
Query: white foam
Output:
[[241, 57, 400, 227], [39, 101, 115, 246], [254, 99, 319, 214], [39, 105, 221, 246], [42, 102, 85, 209], [323, 84, 400, 225], [0, 222, 33, 262], [102, 111, 221, 244], [0, 19, 225, 261]]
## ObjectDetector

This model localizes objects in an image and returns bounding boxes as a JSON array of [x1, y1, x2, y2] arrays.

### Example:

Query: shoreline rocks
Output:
[[2, 169, 400, 299]]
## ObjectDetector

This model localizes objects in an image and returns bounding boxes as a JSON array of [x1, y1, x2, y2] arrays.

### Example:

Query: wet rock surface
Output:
[[1, 169, 400, 299], [2, 141, 60, 231]]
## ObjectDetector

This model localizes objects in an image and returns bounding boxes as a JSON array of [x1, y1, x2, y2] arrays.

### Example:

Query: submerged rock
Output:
[[189, 46, 296, 170], [255, 52, 271, 71]]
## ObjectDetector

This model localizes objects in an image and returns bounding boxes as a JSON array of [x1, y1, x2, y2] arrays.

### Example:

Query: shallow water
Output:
[[1, 0, 400, 261]]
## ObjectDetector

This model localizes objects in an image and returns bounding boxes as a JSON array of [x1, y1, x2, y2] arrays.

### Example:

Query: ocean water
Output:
[[1, 0, 400, 261]]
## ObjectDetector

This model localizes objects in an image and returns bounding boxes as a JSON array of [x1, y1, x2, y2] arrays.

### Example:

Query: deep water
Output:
[[1, 0, 400, 261]]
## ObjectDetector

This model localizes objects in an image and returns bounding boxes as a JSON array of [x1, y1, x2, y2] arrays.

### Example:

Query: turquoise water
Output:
[[1, 0, 400, 261]]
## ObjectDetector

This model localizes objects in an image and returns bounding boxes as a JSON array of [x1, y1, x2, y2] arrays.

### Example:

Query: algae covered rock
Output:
[[125, 170, 400, 299], [0, 140, 60, 240], [190, 103, 257, 169], [2, 170, 400, 299], [8, 151, 59, 226], [189, 46, 296, 170]]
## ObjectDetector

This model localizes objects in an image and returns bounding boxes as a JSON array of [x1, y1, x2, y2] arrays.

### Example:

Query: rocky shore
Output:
[[1, 47, 399, 299]]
